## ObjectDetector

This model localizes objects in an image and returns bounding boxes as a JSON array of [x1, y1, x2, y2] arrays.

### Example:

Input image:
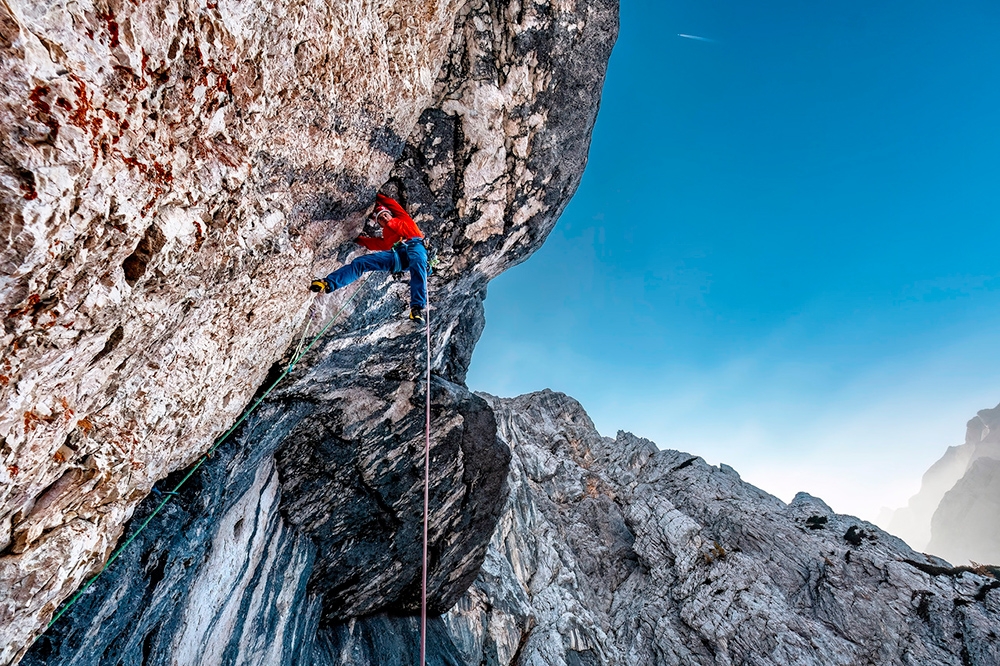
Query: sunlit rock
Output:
[[2, 0, 617, 663], [445, 390, 1000, 666]]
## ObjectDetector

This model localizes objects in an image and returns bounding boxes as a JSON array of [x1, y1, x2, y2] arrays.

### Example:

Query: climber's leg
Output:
[[325, 251, 396, 291], [405, 240, 428, 309]]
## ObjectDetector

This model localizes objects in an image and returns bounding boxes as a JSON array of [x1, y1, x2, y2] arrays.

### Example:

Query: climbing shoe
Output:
[[310, 278, 330, 293], [409, 306, 424, 322]]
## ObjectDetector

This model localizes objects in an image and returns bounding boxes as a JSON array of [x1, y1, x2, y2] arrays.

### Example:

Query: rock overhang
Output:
[[2, 0, 619, 662]]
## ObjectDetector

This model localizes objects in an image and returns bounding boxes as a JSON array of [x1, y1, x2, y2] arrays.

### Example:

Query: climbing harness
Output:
[[391, 239, 410, 274], [420, 293, 431, 666], [41, 273, 374, 635]]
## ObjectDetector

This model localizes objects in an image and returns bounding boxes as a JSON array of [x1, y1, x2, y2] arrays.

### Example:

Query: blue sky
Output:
[[466, 0, 1000, 520]]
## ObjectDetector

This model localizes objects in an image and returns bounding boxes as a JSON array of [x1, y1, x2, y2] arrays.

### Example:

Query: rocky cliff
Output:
[[0, 0, 618, 662], [886, 404, 1000, 564], [444, 391, 1000, 666], [26, 384, 1000, 666], [7, 1, 998, 665], [928, 456, 1000, 567]]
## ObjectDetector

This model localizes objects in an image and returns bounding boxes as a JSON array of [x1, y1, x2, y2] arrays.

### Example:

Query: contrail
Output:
[[678, 33, 715, 43]]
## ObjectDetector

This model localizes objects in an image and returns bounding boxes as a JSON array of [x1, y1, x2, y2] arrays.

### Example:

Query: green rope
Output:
[[43, 274, 373, 632]]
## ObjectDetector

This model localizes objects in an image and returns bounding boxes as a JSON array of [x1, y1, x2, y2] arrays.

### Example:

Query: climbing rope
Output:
[[42, 273, 374, 634], [288, 298, 317, 372], [420, 295, 431, 666]]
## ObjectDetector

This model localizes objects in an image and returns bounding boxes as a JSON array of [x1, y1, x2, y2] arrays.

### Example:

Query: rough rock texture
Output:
[[4, 0, 618, 663], [0, 0, 460, 658], [317, 614, 468, 666], [443, 391, 1000, 666], [22, 401, 322, 666], [20, 385, 497, 666], [886, 404, 1000, 561]]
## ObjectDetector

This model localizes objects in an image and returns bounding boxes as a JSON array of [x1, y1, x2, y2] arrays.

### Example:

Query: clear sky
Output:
[[467, 0, 1000, 521]]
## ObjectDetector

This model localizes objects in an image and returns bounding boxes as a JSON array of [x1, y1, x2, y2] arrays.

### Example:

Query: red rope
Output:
[[420, 301, 431, 666]]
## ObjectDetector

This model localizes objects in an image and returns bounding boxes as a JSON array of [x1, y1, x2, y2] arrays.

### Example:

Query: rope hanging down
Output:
[[420, 296, 431, 666], [43, 274, 374, 633]]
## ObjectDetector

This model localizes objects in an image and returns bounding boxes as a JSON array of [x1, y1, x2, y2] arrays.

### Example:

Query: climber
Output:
[[310, 193, 428, 322]]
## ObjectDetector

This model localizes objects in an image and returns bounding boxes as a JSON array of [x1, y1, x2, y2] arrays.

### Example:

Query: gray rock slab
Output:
[[447, 390, 1000, 666]]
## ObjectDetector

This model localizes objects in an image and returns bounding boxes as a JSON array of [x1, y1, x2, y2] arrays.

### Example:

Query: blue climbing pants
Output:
[[325, 238, 428, 308]]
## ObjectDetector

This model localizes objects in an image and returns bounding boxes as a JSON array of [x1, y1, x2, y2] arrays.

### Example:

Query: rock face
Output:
[[14, 1, 996, 665], [20, 385, 500, 666], [22, 400, 323, 666], [886, 404, 1000, 563], [32, 381, 1000, 666], [1, 0, 618, 662], [442, 391, 1000, 666]]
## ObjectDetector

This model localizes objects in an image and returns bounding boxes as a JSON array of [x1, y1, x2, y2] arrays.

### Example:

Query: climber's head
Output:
[[372, 205, 392, 227]]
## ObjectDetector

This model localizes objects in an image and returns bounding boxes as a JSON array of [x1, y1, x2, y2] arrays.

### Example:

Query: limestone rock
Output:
[[0, 0, 460, 658], [20, 380, 502, 666], [21, 400, 322, 666], [4, 0, 618, 662], [445, 390, 1000, 666]]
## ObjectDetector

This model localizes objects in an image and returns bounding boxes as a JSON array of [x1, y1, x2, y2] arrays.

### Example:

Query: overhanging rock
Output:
[[3, 0, 618, 663]]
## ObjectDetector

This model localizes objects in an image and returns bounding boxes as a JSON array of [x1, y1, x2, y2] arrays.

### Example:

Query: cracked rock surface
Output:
[[3, 0, 617, 663], [7, 0, 996, 664], [442, 391, 1000, 666]]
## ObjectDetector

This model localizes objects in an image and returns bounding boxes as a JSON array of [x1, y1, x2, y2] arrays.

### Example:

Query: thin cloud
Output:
[[678, 33, 716, 43]]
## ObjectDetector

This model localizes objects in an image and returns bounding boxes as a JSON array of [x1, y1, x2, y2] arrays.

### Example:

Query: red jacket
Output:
[[357, 194, 424, 251]]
